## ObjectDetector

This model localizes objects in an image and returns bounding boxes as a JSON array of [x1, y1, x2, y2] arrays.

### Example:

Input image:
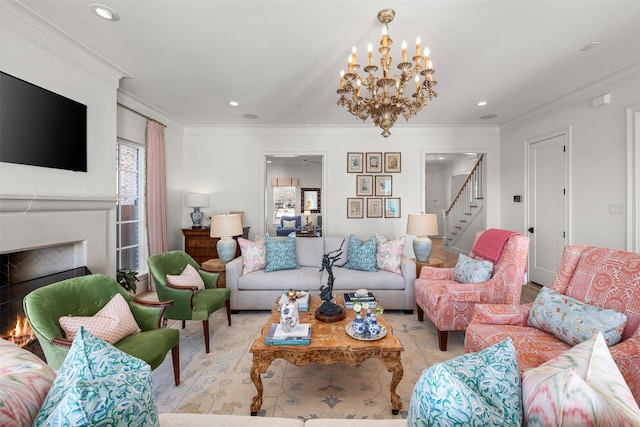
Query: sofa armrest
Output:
[[226, 256, 243, 293], [610, 329, 640, 404], [419, 266, 454, 280], [469, 303, 532, 326], [130, 298, 174, 330]]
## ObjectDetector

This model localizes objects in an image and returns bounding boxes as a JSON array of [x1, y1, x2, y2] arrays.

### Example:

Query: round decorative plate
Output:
[[345, 322, 387, 341]]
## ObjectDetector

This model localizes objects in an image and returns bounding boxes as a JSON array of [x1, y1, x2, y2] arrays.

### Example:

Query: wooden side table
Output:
[[413, 257, 444, 278], [201, 258, 227, 288]]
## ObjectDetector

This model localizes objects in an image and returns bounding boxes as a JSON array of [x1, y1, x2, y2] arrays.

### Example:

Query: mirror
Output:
[[301, 188, 321, 213]]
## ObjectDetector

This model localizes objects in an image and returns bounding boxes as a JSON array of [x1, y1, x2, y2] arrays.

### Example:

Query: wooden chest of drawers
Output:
[[182, 226, 250, 266]]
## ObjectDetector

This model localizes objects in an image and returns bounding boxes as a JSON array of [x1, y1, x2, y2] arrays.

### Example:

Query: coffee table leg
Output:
[[250, 355, 271, 415], [383, 352, 404, 415]]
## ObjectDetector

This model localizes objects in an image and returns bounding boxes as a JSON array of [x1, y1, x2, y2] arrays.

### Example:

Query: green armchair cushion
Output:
[[34, 327, 159, 427], [23, 274, 178, 371]]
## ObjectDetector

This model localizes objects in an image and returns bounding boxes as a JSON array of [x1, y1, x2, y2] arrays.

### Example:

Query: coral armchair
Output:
[[414, 230, 529, 351], [465, 246, 640, 404], [147, 250, 231, 353], [23, 274, 180, 385]]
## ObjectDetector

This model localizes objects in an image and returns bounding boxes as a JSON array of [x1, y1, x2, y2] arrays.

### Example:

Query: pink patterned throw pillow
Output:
[[239, 236, 266, 274], [376, 235, 406, 274], [59, 293, 141, 344], [166, 263, 205, 290]]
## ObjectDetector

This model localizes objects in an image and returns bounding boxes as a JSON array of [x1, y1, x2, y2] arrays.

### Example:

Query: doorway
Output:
[[526, 131, 568, 286]]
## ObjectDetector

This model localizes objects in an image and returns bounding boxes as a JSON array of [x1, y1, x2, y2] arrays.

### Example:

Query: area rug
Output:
[[152, 309, 465, 420]]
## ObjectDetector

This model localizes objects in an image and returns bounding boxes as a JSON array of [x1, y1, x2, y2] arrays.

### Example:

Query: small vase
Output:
[[353, 313, 365, 336], [368, 315, 381, 337], [280, 295, 299, 333], [364, 311, 373, 333]]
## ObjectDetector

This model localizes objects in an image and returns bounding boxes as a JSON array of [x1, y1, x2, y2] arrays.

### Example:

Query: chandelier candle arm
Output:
[[336, 8, 438, 138]]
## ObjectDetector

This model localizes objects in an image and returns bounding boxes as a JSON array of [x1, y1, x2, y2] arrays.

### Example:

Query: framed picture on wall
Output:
[[301, 187, 321, 213], [347, 152, 363, 173], [384, 198, 401, 218], [375, 175, 392, 196], [347, 198, 364, 218], [367, 198, 383, 218], [356, 175, 373, 196], [366, 152, 383, 173], [384, 152, 401, 173]]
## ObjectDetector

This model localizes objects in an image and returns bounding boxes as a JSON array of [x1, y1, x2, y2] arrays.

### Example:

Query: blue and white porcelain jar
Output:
[[353, 313, 365, 336], [368, 314, 381, 337]]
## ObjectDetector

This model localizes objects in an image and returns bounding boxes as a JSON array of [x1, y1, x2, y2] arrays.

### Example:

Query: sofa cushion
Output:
[[59, 293, 141, 344], [282, 219, 296, 228], [166, 263, 205, 290], [265, 235, 300, 272], [375, 235, 405, 274], [528, 287, 627, 346], [453, 253, 494, 283], [522, 332, 640, 426], [324, 236, 349, 265], [296, 236, 325, 267], [0, 338, 56, 427], [237, 266, 322, 290], [239, 236, 266, 274], [34, 327, 159, 427], [343, 235, 377, 272], [330, 268, 406, 291], [407, 337, 522, 426]]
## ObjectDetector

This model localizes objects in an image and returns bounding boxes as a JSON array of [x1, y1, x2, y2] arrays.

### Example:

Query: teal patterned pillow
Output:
[[33, 327, 158, 427], [453, 253, 494, 283], [343, 235, 377, 272], [265, 235, 300, 272], [528, 287, 627, 346], [408, 337, 522, 426]]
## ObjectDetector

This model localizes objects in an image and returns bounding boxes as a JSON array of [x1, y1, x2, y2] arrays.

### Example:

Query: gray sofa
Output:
[[226, 236, 416, 312]]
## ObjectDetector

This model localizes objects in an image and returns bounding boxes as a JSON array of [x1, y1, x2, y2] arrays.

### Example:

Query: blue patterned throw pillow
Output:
[[528, 287, 627, 346], [343, 235, 377, 272], [408, 337, 522, 426], [33, 327, 159, 427], [265, 234, 300, 272], [453, 253, 494, 283]]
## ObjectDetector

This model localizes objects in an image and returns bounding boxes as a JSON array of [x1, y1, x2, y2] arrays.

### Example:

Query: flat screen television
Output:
[[0, 71, 87, 172]]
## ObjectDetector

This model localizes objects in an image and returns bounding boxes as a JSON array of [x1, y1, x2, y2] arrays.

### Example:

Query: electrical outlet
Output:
[[609, 204, 625, 215]]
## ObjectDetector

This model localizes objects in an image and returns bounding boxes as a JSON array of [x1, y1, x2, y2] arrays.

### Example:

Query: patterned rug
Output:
[[152, 309, 465, 420]]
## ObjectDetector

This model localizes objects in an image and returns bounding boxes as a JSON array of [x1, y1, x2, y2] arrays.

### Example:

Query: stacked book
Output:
[[280, 290, 310, 311], [343, 292, 377, 309], [265, 323, 311, 346]]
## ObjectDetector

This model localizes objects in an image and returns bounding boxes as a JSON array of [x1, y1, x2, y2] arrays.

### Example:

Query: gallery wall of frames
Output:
[[346, 152, 401, 219]]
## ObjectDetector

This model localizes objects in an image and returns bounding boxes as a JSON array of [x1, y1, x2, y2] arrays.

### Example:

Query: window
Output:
[[274, 186, 296, 221], [116, 140, 147, 273]]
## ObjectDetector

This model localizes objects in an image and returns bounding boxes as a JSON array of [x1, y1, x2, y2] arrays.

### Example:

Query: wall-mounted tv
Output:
[[1, 71, 87, 172]]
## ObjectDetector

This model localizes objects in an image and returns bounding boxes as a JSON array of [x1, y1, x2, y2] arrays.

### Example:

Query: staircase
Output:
[[443, 154, 485, 248]]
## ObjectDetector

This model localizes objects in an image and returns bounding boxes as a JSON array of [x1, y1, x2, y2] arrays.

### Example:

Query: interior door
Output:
[[527, 133, 567, 286]]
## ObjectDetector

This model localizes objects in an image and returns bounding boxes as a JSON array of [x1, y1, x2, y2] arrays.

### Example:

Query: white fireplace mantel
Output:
[[0, 194, 116, 213]]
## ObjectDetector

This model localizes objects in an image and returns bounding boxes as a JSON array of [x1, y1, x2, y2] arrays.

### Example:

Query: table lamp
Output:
[[304, 210, 312, 230], [406, 213, 439, 262], [210, 214, 243, 263], [185, 192, 209, 228]]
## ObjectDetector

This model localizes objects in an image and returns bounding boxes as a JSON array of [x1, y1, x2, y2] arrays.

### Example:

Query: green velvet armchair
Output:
[[147, 250, 231, 353], [23, 274, 180, 385]]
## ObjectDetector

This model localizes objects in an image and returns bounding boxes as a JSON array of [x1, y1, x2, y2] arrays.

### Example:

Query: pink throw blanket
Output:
[[471, 228, 520, 263]]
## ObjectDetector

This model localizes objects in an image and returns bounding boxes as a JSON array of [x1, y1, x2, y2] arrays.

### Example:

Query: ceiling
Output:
[[15, 1, 640, 130]]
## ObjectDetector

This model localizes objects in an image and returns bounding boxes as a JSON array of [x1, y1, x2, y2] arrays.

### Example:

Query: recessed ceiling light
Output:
[[242, 114, 258, 120], [476, 101, 488, 107], [91, 4, 120, 21], [229, 101, 239, 107]]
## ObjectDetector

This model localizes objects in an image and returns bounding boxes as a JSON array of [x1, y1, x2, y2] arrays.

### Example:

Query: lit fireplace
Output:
[[2, 314, 36, 348]]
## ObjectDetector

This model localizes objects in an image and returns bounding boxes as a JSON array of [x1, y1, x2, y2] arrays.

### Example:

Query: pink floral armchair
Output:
[[465, 246, 640, 404], [414, 230, 530, 351]]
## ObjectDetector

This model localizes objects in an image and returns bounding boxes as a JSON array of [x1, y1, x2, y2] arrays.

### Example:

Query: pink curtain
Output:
[[146, 120, 168, 291]]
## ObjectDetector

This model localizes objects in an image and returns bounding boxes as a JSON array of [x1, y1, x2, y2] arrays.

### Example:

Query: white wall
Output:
[[500, 68, 640, 249], [182, 126, 501, 257]]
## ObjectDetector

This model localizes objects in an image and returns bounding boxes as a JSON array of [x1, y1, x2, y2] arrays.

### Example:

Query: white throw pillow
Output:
[[166, 263, 205, 290], [282, 220, 297, 228]]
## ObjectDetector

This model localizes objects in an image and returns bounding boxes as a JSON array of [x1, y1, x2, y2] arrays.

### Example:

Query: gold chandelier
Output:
[[337, 9, 437, 138]]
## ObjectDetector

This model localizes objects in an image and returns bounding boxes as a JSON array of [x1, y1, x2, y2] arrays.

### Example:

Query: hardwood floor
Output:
[[429, 238, 541, 304]]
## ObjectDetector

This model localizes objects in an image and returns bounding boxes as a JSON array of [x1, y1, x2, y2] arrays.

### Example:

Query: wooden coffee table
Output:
[[249, 295, 404, 415]]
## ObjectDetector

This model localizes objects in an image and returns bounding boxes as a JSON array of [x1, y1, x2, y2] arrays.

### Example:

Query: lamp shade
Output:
[[210, 214, 243, 238], [406, 213, 439, 237], [185, 192, 209, 208]]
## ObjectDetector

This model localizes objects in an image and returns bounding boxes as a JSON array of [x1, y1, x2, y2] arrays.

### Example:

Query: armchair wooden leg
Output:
[[203, 319, 210, 353], [437, 330, 448, 351], [182, 320, 186, 329], [417, 306, 424, 322], [225, 299, 232, 326], [171, 345, 180, 386]]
